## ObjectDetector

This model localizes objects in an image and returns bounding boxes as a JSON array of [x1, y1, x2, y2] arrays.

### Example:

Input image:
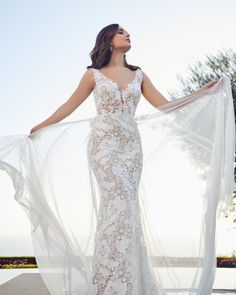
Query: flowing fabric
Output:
[[0, 70, 235, 295]]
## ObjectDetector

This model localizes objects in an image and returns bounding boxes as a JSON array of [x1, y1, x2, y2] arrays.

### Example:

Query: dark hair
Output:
[[87, 23, 141, 71]]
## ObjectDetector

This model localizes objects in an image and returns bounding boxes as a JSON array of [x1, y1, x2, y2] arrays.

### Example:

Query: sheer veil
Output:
[[0, 74, 235, 294]]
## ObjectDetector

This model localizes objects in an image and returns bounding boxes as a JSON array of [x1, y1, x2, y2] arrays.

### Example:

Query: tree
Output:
[[168, 48, 236, 118], [168, 48, 236, 224]]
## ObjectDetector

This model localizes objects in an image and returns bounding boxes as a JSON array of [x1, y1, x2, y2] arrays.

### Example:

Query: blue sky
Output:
[[0, 0, 236, 255], [0, 0, 236, 134]]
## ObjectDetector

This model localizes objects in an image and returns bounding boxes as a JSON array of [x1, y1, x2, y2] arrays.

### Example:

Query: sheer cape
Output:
[[0, 75, 235, 295]]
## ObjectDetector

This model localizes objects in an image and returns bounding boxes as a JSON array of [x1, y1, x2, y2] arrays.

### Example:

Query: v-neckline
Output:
[[96, 68, 139, 93]]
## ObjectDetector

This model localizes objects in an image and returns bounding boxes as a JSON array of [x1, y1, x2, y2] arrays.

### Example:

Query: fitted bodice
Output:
[[92, 68, 143, 118]]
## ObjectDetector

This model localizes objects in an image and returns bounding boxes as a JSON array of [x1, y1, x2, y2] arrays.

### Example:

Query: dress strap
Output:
[[137, 68, 143, 84], [91, 68, 102, 85]]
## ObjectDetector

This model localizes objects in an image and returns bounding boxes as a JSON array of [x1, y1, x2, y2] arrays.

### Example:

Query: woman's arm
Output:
[[29, 68, 95, 134], [141, 71, 169, 107], [141, 70, 218, 108]]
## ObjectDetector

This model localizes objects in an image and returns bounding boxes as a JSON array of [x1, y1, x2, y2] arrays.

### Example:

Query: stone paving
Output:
[[0, 273, 235, 294], [0, 273, 50, 295]]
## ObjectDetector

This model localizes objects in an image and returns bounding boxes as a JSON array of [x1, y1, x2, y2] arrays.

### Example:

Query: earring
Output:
[[110, 43, 112, 51]]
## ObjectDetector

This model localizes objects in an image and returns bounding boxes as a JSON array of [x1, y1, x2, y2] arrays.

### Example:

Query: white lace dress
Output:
[[0, 69, 234, 295], [88, 68, 161, 294]]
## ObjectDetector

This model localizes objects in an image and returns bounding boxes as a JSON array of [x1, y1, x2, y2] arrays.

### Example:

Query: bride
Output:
[[0, 23, 235, 295], [29, 25, 217, 135]]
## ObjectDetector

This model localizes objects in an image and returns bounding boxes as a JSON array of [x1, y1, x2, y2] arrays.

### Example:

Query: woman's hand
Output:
[[28, 125, 41, 138], [200, 79, 219, 92], [30, 127, 37, 133], [190, 79, 219, 98]]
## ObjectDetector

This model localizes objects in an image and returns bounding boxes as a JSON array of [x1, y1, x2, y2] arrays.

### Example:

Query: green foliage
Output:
[[2, 264, 37, 269], [0, 256, 37, 269], [168, 48, 236, 224], [168, 48, 236, 117]]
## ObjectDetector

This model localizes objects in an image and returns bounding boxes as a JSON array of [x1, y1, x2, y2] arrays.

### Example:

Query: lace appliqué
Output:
[[87, 68, 160, 294]]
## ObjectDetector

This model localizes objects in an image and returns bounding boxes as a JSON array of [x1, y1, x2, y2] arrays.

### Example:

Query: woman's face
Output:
[[111, 25, 131, 52]]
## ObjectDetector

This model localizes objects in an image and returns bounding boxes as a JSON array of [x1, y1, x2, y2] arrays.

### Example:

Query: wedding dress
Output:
[[0, 67, 235, 295]]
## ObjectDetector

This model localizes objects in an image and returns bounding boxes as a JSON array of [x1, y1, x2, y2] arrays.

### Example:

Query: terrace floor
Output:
[[0, 273, 235, 294]]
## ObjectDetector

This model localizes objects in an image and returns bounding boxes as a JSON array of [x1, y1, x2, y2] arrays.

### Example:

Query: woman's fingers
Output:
[[207, 80, 219, 88]]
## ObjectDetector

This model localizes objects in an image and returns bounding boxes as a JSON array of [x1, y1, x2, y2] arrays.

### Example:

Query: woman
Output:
[[0, 24, 235, 295], [29, 24, 217, 135]]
